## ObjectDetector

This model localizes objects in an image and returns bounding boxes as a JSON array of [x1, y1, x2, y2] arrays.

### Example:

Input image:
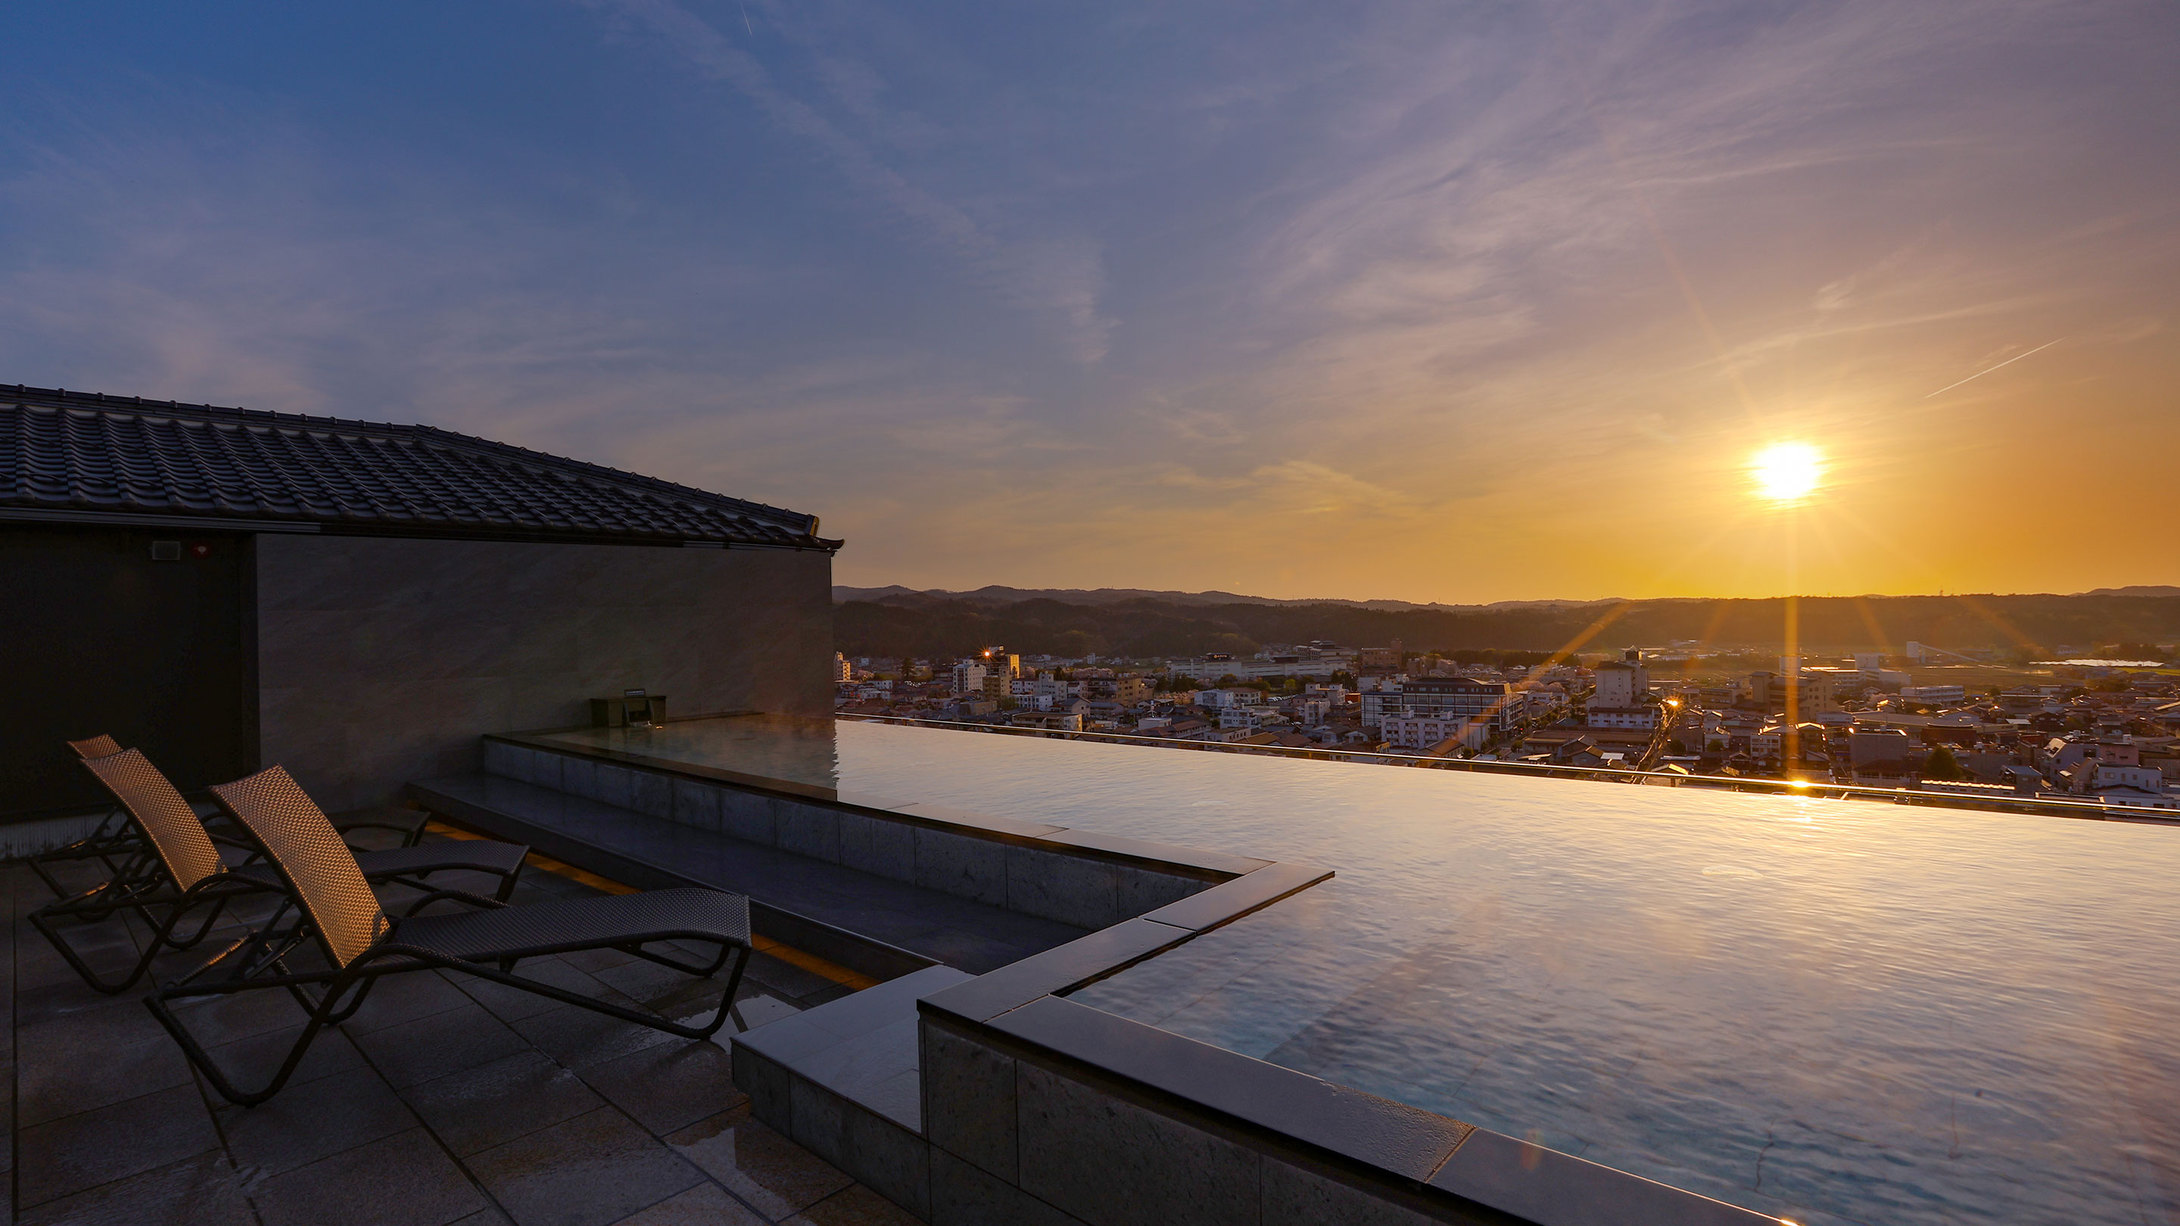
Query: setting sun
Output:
[[1749, 442, 1824, 504]]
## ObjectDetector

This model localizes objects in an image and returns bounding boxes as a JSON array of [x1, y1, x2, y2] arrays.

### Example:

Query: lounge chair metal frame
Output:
[[31, 734, 431, 902], [33, 749, 530, 995], [150, 765, 752, 1106]]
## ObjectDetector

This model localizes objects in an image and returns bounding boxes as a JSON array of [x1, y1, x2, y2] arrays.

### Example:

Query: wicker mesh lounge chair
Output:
[[28, 734, 431, 900], [32, 749, 531, 994], [149, 764, 752, 1106], [24, 736, 158, 899]]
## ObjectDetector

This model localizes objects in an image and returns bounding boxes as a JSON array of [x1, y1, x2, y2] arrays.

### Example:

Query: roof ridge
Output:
[[0, 383, 838, 549]]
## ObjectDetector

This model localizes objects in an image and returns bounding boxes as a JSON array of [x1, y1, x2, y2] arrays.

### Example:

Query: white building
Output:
[[1592, 657, 1648, 709], [1899, 684, 1967, 706], [1219, 707, 1269, 731], [1380, 715, 1489, 752]]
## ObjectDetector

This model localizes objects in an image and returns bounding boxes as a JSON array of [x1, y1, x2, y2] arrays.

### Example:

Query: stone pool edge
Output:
[[906, 882, 1780, 1226], [490, 718, 1783, 1225]]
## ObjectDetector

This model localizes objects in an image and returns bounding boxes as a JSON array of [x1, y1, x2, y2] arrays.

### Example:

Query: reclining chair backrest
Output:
[[68, 734, 124, 760], [78, 749, 226, 892], [211, 766, 390, 969]]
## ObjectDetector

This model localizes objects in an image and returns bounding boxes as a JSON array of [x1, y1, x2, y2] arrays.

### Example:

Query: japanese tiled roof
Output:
[[0, 385, 838, 549]]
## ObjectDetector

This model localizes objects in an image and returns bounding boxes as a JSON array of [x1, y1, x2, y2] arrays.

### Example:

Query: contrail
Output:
[[1924, 337, 2064, 399], [740, 3, 752, 35]]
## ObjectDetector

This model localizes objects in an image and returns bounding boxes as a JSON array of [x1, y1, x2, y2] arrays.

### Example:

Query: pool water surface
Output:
[[541, 717, 2180, 1225]]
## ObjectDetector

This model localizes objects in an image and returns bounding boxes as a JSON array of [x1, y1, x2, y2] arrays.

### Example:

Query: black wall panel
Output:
[[0, 525, 255, 819]]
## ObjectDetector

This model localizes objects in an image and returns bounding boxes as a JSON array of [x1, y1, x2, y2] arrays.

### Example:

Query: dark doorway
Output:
[[0, 524, 256, 819]]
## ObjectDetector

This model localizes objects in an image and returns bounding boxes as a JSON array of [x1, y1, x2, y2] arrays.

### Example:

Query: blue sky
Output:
[[4, 2, 2176, 601]]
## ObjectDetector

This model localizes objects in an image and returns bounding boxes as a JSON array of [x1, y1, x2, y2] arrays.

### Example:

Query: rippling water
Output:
[[547, 718, 2180, 1225]]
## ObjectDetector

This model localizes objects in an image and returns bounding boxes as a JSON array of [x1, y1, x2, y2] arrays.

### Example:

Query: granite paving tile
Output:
[[14, 1083, 219, 1208], [606, 1181, 768, 1225], [784, 1184, 925, 1226], [16, 1032, 192, 1127], [401, 1050, 608, 1157], [344, 969, 479, 1035], [510, 1000, 682, 1070], [354, 1001, 533, 1088], [665, 1105, 852, 1220], [16, 1150, 255, 1226], [589, 955, 714, 1008], [466, 1105, 705, 1226], [248, 1126, 488, 1226], [577, 1038, 746, 1135], [217, 1065, 420, 1177], [16, 992, 169, 1059], [205, 1022, 368, 1091], [158, 980, 325, 1048], [453, 957, 623, 1024]]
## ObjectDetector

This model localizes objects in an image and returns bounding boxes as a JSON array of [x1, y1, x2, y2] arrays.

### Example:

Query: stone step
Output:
[[732, 964, 973, 1220], [408, 773, 1087, 978]]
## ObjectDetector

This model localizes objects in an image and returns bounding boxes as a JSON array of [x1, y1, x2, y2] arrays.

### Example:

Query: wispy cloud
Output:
[[586, 0, 1115, 363], [2, 0, 2176, 599]]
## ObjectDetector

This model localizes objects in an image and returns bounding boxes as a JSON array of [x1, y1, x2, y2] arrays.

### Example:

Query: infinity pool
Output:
[[543, 717, 2180, 1225]]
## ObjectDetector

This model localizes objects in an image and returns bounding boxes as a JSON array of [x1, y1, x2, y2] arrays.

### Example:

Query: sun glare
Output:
[[1749, 442, 1824, 504]]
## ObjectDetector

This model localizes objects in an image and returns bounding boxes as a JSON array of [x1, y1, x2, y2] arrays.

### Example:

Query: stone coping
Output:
[[913, 863, 1780, 1226], [486, 728, 1252, 879]]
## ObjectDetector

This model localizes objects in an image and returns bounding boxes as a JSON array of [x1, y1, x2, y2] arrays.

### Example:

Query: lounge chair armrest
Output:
[[399, 887, 511, 918], [333, 810, 431, 847]]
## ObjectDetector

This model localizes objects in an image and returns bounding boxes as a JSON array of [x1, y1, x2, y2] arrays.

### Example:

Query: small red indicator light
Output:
[[189, 542, 213, 558]]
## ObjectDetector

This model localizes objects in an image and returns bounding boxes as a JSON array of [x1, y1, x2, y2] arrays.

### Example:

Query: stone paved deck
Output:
[[2, 827, 925, 1225]]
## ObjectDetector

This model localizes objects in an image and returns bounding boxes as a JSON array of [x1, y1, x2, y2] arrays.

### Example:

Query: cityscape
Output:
[[837, 637, 2180, 809]]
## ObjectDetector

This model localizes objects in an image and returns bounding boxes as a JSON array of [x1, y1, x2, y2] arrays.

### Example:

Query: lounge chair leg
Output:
[[147, 974, 363, 1107], [30, 888, 220, 996]]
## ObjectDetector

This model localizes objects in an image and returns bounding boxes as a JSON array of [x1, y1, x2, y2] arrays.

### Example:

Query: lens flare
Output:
[[1749, 442, 1824, 504]]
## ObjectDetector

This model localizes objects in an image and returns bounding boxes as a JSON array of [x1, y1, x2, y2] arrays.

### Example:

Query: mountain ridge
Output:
[[831, 585, 2180, 660], [831, 584, 1616, 613]]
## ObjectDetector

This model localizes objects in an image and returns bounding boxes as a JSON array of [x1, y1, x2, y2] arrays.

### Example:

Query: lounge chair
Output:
[[32, 749, 531, 994], [148, 764, 751, 1106], [28, 734, 429, 900]]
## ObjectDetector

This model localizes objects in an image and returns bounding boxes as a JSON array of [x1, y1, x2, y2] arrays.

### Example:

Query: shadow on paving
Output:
[[4, 824, 925, 1225]]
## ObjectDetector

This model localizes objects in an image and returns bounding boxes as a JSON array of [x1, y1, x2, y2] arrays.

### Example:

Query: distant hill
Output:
[[2084, 585, 2180, 599], [832, 586, 2180, 661], [830, 584, 1610, 613]]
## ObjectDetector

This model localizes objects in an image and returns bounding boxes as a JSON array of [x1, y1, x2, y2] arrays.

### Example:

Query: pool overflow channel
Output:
[[407, 727, 1781, 1226]]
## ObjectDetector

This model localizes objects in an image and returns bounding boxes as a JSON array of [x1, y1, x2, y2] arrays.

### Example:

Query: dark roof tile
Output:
[[0, 385, 838, 549]]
